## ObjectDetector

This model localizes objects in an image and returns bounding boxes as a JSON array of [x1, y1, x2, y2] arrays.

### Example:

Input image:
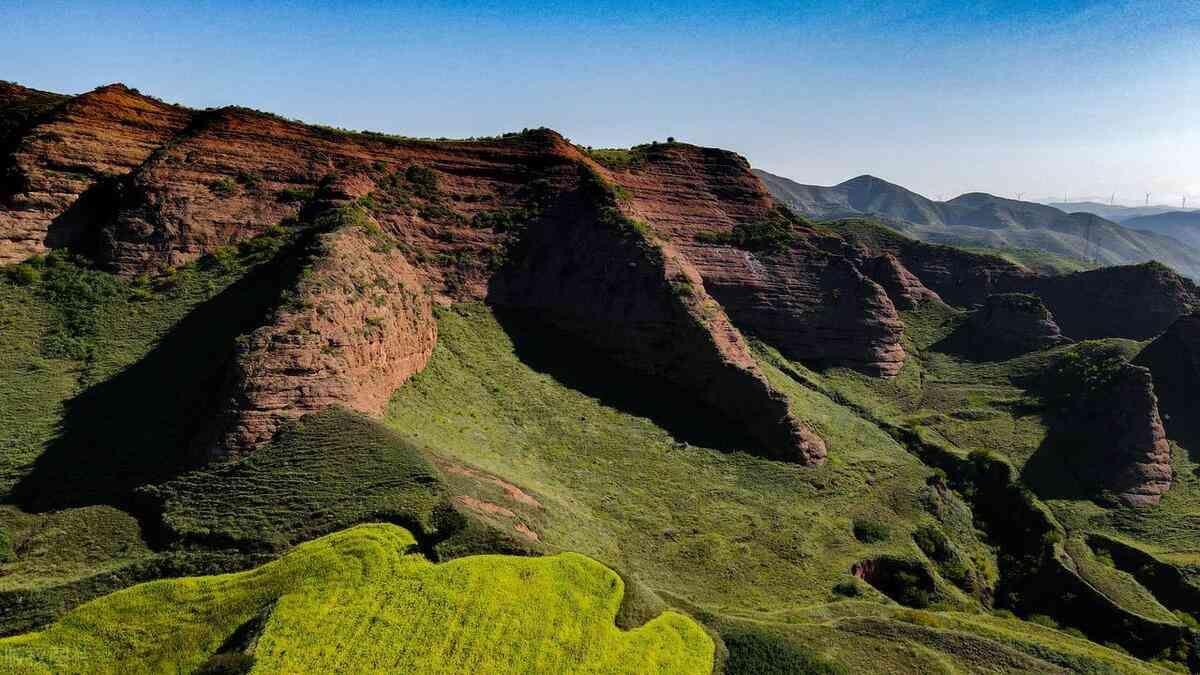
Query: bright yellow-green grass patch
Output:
[[0, 524, 713, 674]]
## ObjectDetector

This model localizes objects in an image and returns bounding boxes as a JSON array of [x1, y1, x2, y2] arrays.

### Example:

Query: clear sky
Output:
[[3, 0, 1197, 205]]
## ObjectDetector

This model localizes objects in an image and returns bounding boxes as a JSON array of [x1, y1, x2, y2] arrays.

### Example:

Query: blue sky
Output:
[[3, 0, 1197, 205]]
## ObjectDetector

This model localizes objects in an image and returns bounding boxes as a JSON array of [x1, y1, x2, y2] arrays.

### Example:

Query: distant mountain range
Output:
[[1122, 211, 1200, 250], [755, 170, 1200, 279], [1045, 201, 1197, 223]]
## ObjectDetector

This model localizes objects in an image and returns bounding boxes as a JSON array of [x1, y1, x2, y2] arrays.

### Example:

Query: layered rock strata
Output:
[[205, 218, 436, 458], [964, 293, 1070, 359]]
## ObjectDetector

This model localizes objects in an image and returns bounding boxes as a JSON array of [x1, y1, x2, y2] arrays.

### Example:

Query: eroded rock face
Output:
[[833, 219, 1033, 306], [1135, 314, 1200, 449], [1024, 263, 1200, 341], [0, 84, 193, 262], [205, 220, 436, 458], [490, 184, 827, 464], [863, 252, 942, 310], [1093, 364, 1173, 506], [840, 219, 1200, 341], [964, 293, 1070, 359], [602, 144, 907, 377]]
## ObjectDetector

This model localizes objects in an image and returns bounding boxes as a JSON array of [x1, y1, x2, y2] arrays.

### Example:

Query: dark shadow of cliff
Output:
[[42, 177, 121, 257], [8, 246, 309, 514], [1020, 410, 1096, 502], [490, 308, 767, 455]]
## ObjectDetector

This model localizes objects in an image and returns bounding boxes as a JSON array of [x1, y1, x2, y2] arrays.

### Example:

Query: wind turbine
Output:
[[1146, 192, 1151, 206]]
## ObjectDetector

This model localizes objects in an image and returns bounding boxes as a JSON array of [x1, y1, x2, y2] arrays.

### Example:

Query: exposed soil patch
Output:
[[456, 496, 516, 518], [438, 460, 542, 508]]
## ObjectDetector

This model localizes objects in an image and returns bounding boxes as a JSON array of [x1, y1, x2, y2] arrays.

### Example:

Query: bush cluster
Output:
[[695, 206, 807, 254], [852, 518, 890, 543]]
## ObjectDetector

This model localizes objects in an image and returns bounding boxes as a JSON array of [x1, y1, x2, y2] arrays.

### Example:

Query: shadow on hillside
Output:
[[1020, 413, 1094, 502], [492, 309, 767, 455], [9, 247, 307, 514]]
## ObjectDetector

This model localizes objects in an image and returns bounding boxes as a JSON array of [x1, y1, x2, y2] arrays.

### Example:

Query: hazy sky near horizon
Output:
[[3, 0, 1198, 205]]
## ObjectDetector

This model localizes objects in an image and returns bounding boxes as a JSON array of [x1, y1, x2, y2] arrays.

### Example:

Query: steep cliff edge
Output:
[[1039, 351, 1173, 506], [1135, 314, 1200, 450], [826, 218, 1032, 306], [1025, 263, 1200, 341], [598, 144, 906, 376], [959, 293, 1071, 360], [862, 252, 941, 310], [489, 169, 826, 463], [1089, 364, 1173, 506], [831, 219, 1200, 340], [204, 209, 436, 458], [0, 84, 193, 263], [0, 81, 68, 148]]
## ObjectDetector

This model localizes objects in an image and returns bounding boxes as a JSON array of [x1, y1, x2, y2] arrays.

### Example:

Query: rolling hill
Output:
[[756, 170, 1200, 279], [1046, 201, 1197, 223], [1124, 211, 1200, 249]]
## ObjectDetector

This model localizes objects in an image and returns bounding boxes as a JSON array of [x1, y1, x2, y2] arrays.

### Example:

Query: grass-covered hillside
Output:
[[383, 303, 1180, 673], [0, 523, 714, 674], [2, 230, 1197, 671]]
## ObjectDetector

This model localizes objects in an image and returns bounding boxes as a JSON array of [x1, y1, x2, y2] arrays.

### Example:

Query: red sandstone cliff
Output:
[[489, 172, 827, 463], [598, 144, 906, 376], [0, 85, 193, 262], [963, 293, 1071, 360], [1093, 364, 1173, 506], [0, 83, 917, 460], [862, 252, 942, 310], [836, 218, 1200, 340], [7, 81, 1189, 464], [203, 214, 437, 457], [1135, 314, 1200, 450]]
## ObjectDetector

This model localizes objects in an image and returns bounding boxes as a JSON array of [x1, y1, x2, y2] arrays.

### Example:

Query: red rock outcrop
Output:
[[831, 218, 1033, 306], [490, 176, 827, 464], [1091, 364, 1173, 506], [599, 144, 906, 376], [3, 82, 1023, 459], [0, 81, 67, 147], [93, 108, 582, 289], [863, 252, 942, 309], [836, 218, 1200, 341], [963, 293, 1070, 359], [1021, 263, 1200, 341], [204, 216, 436, 457], [1135, 314, 1200, 450], [0, 84, 193, 262]]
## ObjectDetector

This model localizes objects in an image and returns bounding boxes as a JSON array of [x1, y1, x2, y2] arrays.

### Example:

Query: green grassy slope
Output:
[[0, 233, 303, 504], [146, 407, 447, 552], [385, 304, 941, 614], [0, 236, 307, 633], [0, 524, 714, 674], [383, 303, 1168, 672]]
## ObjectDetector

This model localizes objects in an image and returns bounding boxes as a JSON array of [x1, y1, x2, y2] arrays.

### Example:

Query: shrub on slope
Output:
[[0, 524, 713, 674]]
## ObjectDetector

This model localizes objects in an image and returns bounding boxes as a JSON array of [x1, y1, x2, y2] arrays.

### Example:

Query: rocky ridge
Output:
[[1135, 313, 1200, 450], [963, 293, 1071, 360], [1088, 364, 1174, 506], [0, 84, 842, 462], [600, 145, 906, 376], [204, 215, 438, 458]]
